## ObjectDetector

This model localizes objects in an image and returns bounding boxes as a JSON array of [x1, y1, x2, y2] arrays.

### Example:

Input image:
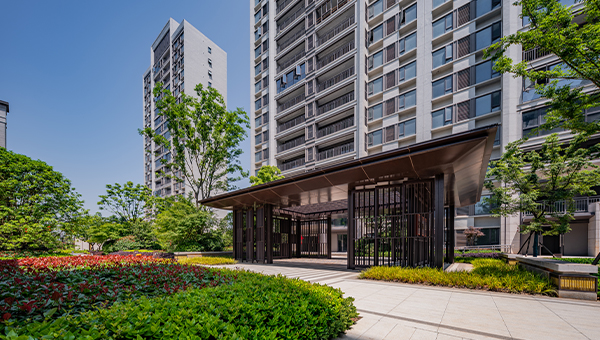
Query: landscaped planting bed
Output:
[[0, 256, 357, 339], [178, 256, 237, 265], [360, 258, 556, 295]]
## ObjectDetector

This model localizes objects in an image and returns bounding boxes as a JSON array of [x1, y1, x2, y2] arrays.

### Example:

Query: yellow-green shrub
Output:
[[178, 256, 237, 265]]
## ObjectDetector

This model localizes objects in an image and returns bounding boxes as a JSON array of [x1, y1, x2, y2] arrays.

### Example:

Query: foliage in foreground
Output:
[[1, 271, 357, 340], [249, 165, 284, 186], [0, 256, 233, 323], [178, 256, 236, 265], [360, 258, 556, 295]]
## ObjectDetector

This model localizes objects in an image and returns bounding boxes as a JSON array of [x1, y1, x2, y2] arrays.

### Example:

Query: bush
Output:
[[360, 258, 556, 295], [454, 252, 501, 259], [103, 236, 143, 253], [2, 271, 357, 339], [178, 256, 236, 265]]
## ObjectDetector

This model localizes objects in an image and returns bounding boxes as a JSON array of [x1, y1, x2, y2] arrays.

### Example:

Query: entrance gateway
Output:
[[201, 126, 497, 269]]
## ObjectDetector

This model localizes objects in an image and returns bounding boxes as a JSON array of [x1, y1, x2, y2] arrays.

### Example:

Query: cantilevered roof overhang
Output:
[[201, 125, 498, 211]]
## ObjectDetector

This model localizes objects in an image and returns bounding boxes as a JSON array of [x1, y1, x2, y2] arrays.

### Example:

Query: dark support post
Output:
[[288, 216, 293, 259], [266, 204, 273, 264], [296, 218, 301, 258], [447, 205, 455, 263], [434, 174, 445, 268], [327, 215, 332, 259], [232, 209, 238, 260], [246, 208, 254, 263], [373, 188, 379, 267], [348, 190, 355, 270]]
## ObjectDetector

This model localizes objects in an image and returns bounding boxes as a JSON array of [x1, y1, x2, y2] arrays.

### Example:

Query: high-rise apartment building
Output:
[[251, 0, 600, 256], [143, 18, 227, 198], [0, 100, 9, 149]]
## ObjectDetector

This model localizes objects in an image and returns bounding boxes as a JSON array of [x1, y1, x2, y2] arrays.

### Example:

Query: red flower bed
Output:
[[0, 256, 236, 324]]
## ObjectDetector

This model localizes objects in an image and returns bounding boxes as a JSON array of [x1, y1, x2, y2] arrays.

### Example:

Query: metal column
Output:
[[348, 190, 355, 269], [296, 218, 301, 258], [266, 204, 273, 264], [447, 205, 455, 263], [327, 215, 332, 259], [246, 208, 254, 263], [434, 175, 445, 268]]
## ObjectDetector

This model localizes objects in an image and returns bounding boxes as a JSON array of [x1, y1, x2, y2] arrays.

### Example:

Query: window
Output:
[[255, 134, 262, 145], [522, 107, 564, 137], [255, 115, 262, 127], [474, 195, 496, 215], [208, 46, 212, 54], [208, 70, 213, 80], [476, 0, 501, 17], [586, 106, 600, 122], [398, 118, 416, 138], [475, 22, 501, 51], [367, 129, 383, 146], [400, 4, 417, 26], [255, 81, 261, 93], [369, 24, 384, 45], [432, 75, 453, 98], [433, 0, 450, 9], [398, 90, 416, 110], [432, 13, 453, 38], [367, 103, 383, 121], [255, 45, 262, 58], [208, 82, 212, 88], [276, 63, 305, 93], [474, 60, 500, 84], [255, 151, 262, 162], [255, 98, 262, 111], [475, 91, 501, 117], [367, 50, 383, 70], [263, 58, 269, 70], [367, 77, 383, 96], [432, 44, 453, 69], [255, 64, 262, 76], [432, 107, 453, 128], [398, 61, 417, 83], [368, 0, 383, 19], [398, 32, 417, 55], [255, 11, 261, 23], [208, 59, 212, 68]]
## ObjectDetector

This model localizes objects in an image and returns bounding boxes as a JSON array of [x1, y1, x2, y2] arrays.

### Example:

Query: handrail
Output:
[[316, 0, 349, 25], [276, 0, 297, 14], [523, 46, 552, 62], [277, 50, 306, 73], [277, 28, 306, 53], [316, 40, 355, 70], [317, 91, 354, 115], [277, 135, 306, 153], [277, 93, 306, 113], [277, 114, 306, 133], [317, 66, 354, 93], [522, 196, 600, 216], [318, 141, 354, 160], [280, 157, 305, 171], [316, 16, 355, 47], [317, 115, 354, 138], [277, 5, 305, 33]]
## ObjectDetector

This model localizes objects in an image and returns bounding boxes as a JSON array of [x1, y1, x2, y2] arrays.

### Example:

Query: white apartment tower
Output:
[[143, 19, 227, 198], [251, 0, 600, 256], [0, 100, 9, 149]]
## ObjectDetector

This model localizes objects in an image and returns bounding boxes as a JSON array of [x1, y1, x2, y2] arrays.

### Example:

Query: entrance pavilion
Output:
[[201, 126, 497, 269]]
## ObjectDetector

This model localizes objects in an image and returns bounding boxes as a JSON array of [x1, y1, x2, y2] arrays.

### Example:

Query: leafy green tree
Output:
[[79, 213, 125, 251], [0, 149, 84, 250], [486, 0, 600, 137], [140, 83, 250, 207], [217, 212, 233, 248], [249, 165, 284, 186], [97, 182, 151, 224]]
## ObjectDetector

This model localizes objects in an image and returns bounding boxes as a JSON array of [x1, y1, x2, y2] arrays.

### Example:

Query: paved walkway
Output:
[[219, 260, 600, 340]]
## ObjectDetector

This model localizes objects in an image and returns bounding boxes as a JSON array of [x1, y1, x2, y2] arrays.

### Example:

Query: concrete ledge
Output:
[[557, 289, 598, 301], [516, 256, 597, 274]]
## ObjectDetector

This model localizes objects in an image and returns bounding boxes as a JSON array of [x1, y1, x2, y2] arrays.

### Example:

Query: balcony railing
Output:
[[276, 0, 297, 14], [317, 66, 355, 92], [316, 16, 355, 47], [277, 50, 306, 73], [316, 0, 349, 25], [317, 115, 354, 138], [318, 141, 354, 160], [522, 196, 600, 217], [277, 93, 306, 113], [277, 114, 306, 133], [280, 157, 306, 171], [277, 28, 306, 53], [277, 5, 305, 34], [278, 135, 306, 153], [522, 46, 552, 62], [317, 91, 354, 115], [316, 40, 355, 70]]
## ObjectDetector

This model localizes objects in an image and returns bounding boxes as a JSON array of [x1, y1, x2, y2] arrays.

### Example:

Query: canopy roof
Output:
[[201, 125, 497, 211]]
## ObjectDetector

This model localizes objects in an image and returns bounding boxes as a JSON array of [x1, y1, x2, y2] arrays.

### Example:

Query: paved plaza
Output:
[[220, 259, 600, 340]]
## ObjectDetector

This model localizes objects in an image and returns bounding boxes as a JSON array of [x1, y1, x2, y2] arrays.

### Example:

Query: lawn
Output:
[[0, 255, 357, 339], [360, 258, 556, 296]]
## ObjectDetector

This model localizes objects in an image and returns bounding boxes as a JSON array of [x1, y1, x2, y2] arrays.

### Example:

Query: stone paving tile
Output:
[[358, 319, 399, 339], [382, 324, 417, 340], [409, 329, 439, 340]]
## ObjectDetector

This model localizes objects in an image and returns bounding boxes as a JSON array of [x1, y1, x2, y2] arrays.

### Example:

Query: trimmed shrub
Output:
[[178, 256, 236, 265], [2, 271, 357, 339]]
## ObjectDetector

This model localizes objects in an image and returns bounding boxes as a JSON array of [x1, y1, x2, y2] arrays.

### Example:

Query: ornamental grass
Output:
[[178, 256, 237, 266], [360, 258, 556, 296]]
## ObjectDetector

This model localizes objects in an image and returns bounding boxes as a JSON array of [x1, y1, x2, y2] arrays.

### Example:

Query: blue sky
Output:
[[0, 1, 251, 214]]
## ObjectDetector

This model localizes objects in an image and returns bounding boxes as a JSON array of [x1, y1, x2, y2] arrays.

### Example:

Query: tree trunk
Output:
[[533, 232, 539, 257]]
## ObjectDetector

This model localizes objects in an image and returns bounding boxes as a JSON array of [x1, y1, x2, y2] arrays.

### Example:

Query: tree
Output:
[[79, 213, 124, 251], [485, 134, 600, 254], [0, 149, 84, 250], [97, 182, 151, 224], [217, 212, 233, 248], [464, 226, 485, 246], [249, 165, 284, 186], [140, 83, 250, 207], [486, 0, 600, 137]]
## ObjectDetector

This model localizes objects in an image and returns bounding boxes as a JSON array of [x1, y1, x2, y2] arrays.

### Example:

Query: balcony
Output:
[[316, 0, 349, 25], [316, 40, 355, 70], [277, 114, 306, 133], [277, 50, 306, 73], [317, 115, 354, 138], [317, 66, 355, 93], [523, 46, 552, 62], [280, 157, 306, 171], [317, 141, 354, 161], [522, 196, 600, 218], [277, 28, 306, 54], [316, 16, 355, 47], [277, 93, 306, 113], [276, 0, 297, 15], [317, 91, 354, 115], [277, 5, 305, 34], [278, 135, 306, 153]]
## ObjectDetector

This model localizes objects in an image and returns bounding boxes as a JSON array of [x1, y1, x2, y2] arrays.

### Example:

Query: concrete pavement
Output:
[[219, 259, 600, 340]]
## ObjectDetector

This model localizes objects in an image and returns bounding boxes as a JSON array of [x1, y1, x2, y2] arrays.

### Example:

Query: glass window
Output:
[[368, 77, 383, 96], [370, 24, 384, 45], [432, 107, 453, 128], [432, 75, 453, 98], [399, 32, 417, 56], [254, 11, 261, 23], [432, 44, 452, 69], [368, 50, 383, 70], [475, 91, 501, 117], [521, 107, 564, 137], [475, 22, 502, 51], [433, 0, 450, 8], [476, 0, 501, 18], [255, 81, 261, 93], [399, 118, 416, 138], [208, 59, 212, 68], [255, 64, 262, 76], [368, 103, 383, 121], [398, 90, 416, 110], [208, 70, 213, 79], [255, 46, 261, 58], [432, 13, 453, 38], [208, 82, 212, 88], [255, 151, 262, 162], [208, 47, 212, 54], [401, 4, 417, 26], [255, 116, 262, 127], [474, 195, 496, 215], [255, 98, 262, 110], [368, 129, 383, 146], [399, 61, 417, 82], [475, 60, 500, 84], [368, 0, 383, 18]]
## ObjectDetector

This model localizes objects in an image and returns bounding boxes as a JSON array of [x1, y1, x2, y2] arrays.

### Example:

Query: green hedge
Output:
[[2, 270, 357, 340]]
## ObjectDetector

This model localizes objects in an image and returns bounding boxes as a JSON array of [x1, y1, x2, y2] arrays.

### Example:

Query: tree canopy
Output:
[[97, 182, 151, 224], [249, 165, 284, 186]]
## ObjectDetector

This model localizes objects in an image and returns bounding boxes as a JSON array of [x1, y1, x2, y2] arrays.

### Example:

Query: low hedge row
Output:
[[178, 256, 237, 265], [2, 270, 357, 340]]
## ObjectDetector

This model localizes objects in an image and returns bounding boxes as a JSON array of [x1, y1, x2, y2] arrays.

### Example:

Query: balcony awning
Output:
[[201, 125, 498, 211]]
